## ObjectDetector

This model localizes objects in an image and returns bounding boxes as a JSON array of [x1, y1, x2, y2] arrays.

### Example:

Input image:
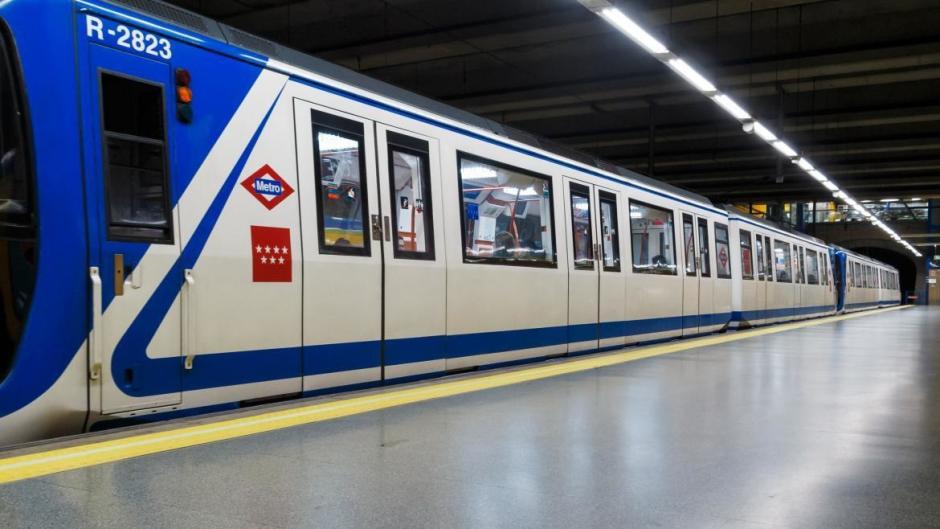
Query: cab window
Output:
[[101, 73, 172, 242]]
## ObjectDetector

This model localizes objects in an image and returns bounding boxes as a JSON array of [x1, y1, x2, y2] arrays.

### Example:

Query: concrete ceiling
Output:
[[165, 0, 940, 204]]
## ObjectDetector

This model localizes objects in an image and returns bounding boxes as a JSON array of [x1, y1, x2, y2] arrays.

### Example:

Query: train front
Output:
[[0, 0, 91, 445]]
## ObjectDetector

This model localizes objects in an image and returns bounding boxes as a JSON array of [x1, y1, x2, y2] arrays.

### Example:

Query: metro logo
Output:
[[241, 164, 294, 210]]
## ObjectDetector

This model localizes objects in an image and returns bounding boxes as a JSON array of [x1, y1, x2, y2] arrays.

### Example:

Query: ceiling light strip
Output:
[[580, 0, 922, 257]]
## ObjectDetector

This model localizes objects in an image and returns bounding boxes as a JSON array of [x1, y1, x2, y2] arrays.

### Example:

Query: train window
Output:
[[0, 24, 35, 384], [773, 240, 792, 282], [714, 223, 731, 279], [457, 153, 555, 266], [796, 246, 805, 284], [821, 253, 829, 285], [697, 218, 711, 277], [739, 229, 753, 280], [312, 111, 371, 255], [806, 249, 820, 285], [386, 132, 434, 260], [598, 191, 620, 272], [854, 262, 861, 288], [755, 235, 765, 280], [629, 201, 676, 275], [100, 73, 172, 242], [682, 214, 696, 276], [569, 183, 594, 270], [763, 235, 773, 282]]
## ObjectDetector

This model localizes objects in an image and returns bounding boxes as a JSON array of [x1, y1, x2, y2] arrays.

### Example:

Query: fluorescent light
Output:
[[880, 198, 899, 203], [712, 94, 751, 120], [795, 158, 814, 172], [599, 8, 669, 55], [667, 58, 716, 93], [771, 140, 798, 158], [808, 170, 827, 182], [822, 181, 839, 191], [752, 122, 777, 142], [910, 197, 922, 201]]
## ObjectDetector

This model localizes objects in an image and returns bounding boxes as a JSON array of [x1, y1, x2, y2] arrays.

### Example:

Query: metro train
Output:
[[0, 0, 901, 446]]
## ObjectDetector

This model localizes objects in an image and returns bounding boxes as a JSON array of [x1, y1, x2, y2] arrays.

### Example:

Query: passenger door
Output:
[[563, 178, 599, 352], [86, 45, 182, 413], [294, 100, 382, 391], [375, 124, 446, 379], [680, 213, 700, 335]]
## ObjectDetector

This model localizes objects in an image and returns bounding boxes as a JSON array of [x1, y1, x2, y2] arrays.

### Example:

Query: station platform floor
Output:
[[0, 306, 937, 529]]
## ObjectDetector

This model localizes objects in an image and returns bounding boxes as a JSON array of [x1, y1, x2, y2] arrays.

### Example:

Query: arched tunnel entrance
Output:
[[849, 246, 918, 301]]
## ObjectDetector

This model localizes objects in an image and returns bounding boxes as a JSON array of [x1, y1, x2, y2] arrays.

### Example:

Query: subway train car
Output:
[[0, 0, 897, 446], [830, 246, 901, 312], [728, 213, 836, 328]]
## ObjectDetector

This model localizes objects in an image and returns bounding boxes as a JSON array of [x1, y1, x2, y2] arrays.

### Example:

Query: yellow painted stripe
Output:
[[0, 305, 911, 485]]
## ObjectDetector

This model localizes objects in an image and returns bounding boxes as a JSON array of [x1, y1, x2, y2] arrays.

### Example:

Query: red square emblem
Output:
[[251, 226, 292, 282]]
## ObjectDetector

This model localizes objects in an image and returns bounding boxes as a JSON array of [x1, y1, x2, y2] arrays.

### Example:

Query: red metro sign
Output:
[[241, 164, 294, 211]]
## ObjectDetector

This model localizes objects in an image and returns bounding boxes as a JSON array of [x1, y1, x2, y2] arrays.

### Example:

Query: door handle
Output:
[[113, 254, 124, 296], [89, 267, 102, 380], [183, 269, 196, 370], [371, 214, 383, 241], [383, 215, 391, 242]]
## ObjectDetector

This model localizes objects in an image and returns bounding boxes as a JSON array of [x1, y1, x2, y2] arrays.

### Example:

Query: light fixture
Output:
[[771, 140, 798, 158], [667, 58, 716, 93], [598, 8, 669, 55], [579, 0, 920, 257], [794, 158, 814, 172], [712, 94, 751, 120]]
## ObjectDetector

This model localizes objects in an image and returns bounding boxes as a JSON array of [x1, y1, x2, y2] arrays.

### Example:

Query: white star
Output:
[[270, 258, 277, 265], [255, 245, 262, 253], [281, 246, 289, 254], [272, 246, 280, 254], [278, 256, 285, 264], [264, 245, 271, 253], [260, 256, 268, 264]]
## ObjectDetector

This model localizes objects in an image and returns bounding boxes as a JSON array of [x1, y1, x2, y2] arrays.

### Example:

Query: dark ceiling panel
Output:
[[166, 0, 940, 202]]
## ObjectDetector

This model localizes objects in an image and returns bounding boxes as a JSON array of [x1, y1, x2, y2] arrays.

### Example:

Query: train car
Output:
[[728, 213, 836, 328], [0, 0, 744, 446], [830, 246, 900, 312]]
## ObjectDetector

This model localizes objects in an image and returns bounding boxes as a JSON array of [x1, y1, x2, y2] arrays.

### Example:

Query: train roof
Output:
[[725, 208, 830, 248], [98, 0, 717, 211], [830, 245, 898, 271]]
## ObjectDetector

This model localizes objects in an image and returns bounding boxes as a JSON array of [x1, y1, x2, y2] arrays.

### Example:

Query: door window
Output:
[[598, 191, 620, 272], [682, 214, 696, 276], [312, 110, 370, 255], [755, 235, 765, 280], [457, 153, 555, 266], [774, 240, 792, 282], [697, 218, 711, 277], [569, 183, 594, 270], [629, 200, 676, 275], [739, 229, 753, 280], [764, 235, 773, 282], [100, 73, 172, 242], [806, 249, 819, 284], [796, 246, 806, 284], [386, 132, 434, 260], [714, 223, 731, 279]]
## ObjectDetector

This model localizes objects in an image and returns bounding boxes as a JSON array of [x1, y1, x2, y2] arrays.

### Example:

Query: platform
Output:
[[0, 306, 937, 528]]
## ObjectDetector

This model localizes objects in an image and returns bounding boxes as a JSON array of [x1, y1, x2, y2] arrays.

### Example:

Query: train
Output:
[[0, 0, 901, 446]]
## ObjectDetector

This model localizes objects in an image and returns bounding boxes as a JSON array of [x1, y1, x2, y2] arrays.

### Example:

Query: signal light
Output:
[[175, 68, 193, 124]]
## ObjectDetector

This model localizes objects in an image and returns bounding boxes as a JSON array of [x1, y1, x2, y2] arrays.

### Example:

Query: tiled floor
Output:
[[1, 307, 937, 528]]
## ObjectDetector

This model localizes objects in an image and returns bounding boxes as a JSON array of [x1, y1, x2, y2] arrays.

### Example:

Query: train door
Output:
[[680, 213, 700, 335], [294, 101, 382, 390], [86, 45, 182, 413], [563, 178, 599, 352], [375, 124, 446, 379]]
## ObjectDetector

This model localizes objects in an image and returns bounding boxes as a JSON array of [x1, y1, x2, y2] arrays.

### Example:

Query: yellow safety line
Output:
[[0, 304, 911, 485]]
